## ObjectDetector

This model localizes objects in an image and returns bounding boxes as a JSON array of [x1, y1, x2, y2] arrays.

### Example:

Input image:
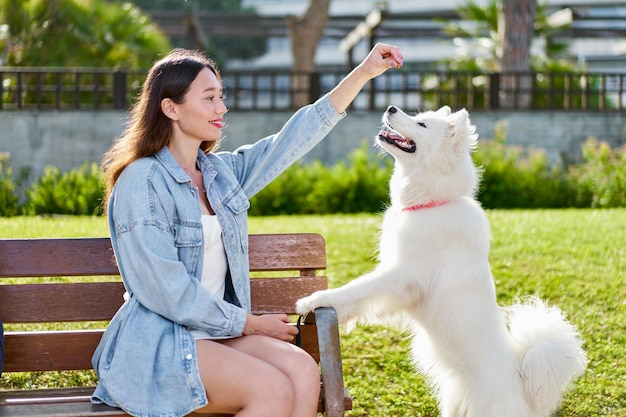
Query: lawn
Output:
[[1, 209, 625, 416]]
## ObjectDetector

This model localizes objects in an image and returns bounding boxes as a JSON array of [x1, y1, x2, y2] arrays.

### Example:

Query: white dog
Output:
[[296, 105, 587, 417]]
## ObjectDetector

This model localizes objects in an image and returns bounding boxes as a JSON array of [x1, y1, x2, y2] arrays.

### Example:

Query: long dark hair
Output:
[[101, 49, 221, 205]]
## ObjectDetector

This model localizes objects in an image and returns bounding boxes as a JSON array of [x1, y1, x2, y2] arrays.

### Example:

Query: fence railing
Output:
[[1, 66, 624, 112]]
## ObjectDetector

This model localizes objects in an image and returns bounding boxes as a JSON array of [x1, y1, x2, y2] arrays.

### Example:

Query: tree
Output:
[[0, 0, 170, 68], [0, 0, 171, 108], [438, 0, 579, 110], [126, 0, 268, 67], [286, 0, 330, 107], [497, 0, 537, 107], [445, 0, 571, 71]]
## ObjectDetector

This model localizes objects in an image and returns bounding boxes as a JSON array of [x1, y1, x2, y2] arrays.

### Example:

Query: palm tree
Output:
[[427, 0, 585, 110], [497, 0, 537, 107], [0, 0, 170, 68], [445, 0, 571, 72], [0, 0, 170, 108]]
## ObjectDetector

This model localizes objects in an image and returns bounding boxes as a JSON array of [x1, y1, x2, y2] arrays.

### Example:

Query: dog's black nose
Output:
[[387, 106, 397, 114]]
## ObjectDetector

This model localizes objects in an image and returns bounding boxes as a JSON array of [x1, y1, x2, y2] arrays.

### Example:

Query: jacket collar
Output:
[[154, 147, 213, 184]]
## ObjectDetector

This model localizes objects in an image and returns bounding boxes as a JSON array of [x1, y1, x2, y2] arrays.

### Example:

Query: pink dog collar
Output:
[[403, 201, 449, 212]]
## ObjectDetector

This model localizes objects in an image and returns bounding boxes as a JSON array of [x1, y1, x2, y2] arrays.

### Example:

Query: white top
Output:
[[190, 214, 229, 340]]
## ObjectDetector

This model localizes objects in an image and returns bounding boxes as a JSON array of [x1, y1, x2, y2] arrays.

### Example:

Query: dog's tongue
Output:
[[379, 130, 404, 141]]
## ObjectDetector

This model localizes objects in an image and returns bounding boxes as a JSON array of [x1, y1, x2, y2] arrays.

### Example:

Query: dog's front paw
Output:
[[296, 290, 331, 315]]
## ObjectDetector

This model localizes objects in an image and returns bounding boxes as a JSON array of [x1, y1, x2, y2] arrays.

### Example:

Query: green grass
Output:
[[1, 210, 625, 416]]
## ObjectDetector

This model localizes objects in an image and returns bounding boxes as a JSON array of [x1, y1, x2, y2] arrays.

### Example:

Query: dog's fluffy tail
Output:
[[505, 296, 587, 416]]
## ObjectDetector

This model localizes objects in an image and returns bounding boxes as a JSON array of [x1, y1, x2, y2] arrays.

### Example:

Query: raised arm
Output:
[[328, 43, 403, 114]]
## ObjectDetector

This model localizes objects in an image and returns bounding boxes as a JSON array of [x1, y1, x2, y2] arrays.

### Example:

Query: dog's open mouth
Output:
[[377, 129, 416, 153]]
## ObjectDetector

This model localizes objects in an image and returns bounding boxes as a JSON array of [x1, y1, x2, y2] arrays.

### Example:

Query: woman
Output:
[[91, 43, 403, 417]]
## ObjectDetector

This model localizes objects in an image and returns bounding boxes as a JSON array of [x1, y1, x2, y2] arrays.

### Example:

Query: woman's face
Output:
[[168, 67, 228, 144]]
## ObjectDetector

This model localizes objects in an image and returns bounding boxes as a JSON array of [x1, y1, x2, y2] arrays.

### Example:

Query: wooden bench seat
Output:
[[0, 234, 352, 417]]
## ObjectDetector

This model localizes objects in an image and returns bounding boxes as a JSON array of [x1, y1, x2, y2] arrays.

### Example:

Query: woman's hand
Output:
[[243, 313, 299, 342], [328, 42, 403, 114], [357, 42, 404, 79]]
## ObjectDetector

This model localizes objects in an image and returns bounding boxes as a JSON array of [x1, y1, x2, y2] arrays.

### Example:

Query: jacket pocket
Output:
[[172, 220, 203, 248], [172, 220, 203, 273], [224, 189, 250, 214]]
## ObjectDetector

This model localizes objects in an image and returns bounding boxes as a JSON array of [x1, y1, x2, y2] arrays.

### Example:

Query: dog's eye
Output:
[[418, 122, 426, 128]]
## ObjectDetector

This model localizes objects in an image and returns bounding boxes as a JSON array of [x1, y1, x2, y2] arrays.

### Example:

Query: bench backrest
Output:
[[0, 234, 328, 373]]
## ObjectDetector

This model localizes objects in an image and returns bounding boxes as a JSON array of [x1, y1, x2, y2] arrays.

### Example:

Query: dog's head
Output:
[[376, 105, 480, 205]]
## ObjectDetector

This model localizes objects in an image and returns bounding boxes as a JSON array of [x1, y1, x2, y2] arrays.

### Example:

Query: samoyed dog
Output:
[[296, 105, 587, 417]]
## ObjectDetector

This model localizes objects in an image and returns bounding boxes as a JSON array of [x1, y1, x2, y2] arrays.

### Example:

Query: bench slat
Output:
[[0, 387, 97, 404], [251, 275, 328, 315], [0, 234, 326, 278], [2, 325, 320, 373], [0, 385, 352, 416], [0, 239, 117, 277], [0, 283, 125, 323], [3, 331, 104, 372], [0, 276, 327, 323], [248, 234, 326, 272], [0, 400, 129, 417]]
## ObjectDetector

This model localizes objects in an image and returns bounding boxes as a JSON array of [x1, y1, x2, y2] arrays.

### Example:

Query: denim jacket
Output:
[[91, 94, 344, 417]]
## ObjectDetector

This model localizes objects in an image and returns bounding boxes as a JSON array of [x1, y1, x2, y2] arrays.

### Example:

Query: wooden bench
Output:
[[0, 234, 352, 417]]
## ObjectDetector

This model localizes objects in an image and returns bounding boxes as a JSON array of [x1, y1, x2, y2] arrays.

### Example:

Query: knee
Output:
[[297, 353, 321, 394], [264, 352, 319, 412], [259, 371, 295, 415]]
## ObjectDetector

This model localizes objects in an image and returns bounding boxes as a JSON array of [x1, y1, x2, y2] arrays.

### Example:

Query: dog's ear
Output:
[[436, 105, 452, 116], [447, 109, 468, 136], [448, 109, 477, 152]]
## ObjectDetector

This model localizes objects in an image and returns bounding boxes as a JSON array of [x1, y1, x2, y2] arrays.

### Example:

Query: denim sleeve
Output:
[[218, 93, 345, 198]]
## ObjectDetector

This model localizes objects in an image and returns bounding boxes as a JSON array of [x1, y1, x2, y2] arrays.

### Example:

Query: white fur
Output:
[[296, 106, 587, 417]]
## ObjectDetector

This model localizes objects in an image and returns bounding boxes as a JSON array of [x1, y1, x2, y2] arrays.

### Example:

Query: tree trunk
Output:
[[286, 0, 330, 107], [497, 0, 536, 108]]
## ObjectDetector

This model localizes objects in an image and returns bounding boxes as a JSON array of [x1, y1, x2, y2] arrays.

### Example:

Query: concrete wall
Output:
[[1, 110, 625, 180], [0, 111, 128, 179]]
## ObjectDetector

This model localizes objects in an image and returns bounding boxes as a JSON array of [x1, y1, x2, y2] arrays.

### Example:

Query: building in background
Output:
[[233, 0, 626, 71]]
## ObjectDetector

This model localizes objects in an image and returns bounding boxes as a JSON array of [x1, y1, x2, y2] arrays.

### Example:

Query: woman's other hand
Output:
[[243, 313, 299, 342]]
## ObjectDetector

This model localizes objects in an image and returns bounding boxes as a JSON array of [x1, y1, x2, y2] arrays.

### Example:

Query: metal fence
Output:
[[1, 66, 624, 112]]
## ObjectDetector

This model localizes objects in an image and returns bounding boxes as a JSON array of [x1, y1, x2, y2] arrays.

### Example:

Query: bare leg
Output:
[[193, 335, 319, 417]]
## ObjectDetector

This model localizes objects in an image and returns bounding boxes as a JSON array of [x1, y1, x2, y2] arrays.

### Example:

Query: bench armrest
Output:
[[306, 307, 346, 417], [1, 317, 4, 377]]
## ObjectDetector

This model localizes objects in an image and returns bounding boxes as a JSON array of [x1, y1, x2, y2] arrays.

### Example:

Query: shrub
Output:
[[473, 122, 581, 209], [248, 159, 320, 215], [249, 141, 393, 215], [569, 138, 626, 208], [26, 162, 105, 215], [250, 133, 626, 214], [0, 153, 20, 216], [312, 144, 393, 214], [1, 134, 624, 217]]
